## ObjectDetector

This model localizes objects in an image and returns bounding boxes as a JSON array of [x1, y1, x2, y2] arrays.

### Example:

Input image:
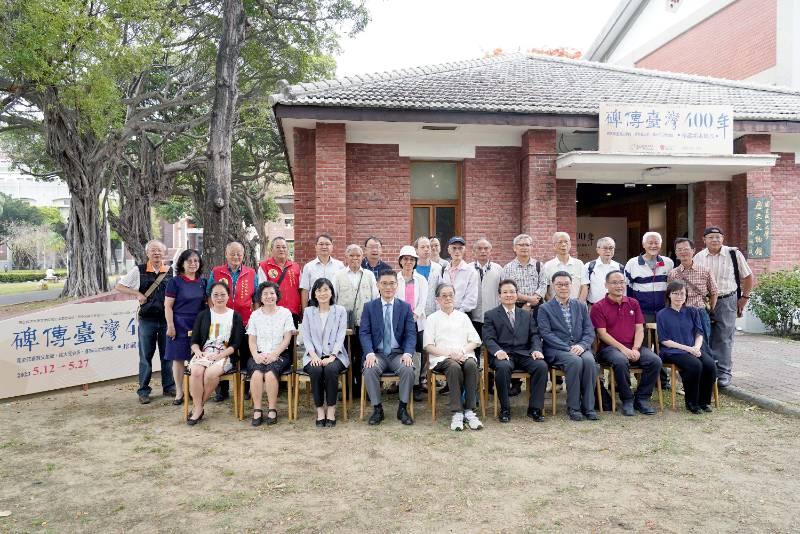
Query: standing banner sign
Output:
[[1, 299, 149, 399], [599, 103, 734, 155]]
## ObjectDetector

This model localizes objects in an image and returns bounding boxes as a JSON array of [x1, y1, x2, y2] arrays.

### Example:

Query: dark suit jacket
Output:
[[482, 304, 542, 366], [359, 297, 417, 356], [537, 298, 595, 359]]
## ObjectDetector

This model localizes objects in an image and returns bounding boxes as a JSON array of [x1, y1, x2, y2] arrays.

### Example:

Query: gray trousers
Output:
[[712, 294, 738, 382], [546, 349, 597, 412], [363, 351, 417, 406], [433, 358, 479, 412]]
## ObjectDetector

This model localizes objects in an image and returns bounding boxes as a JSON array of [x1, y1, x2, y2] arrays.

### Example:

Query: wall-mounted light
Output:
[[642, 166, 671, 178]]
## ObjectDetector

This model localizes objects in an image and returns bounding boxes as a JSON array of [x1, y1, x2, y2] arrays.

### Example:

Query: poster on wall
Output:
[[576, 217, 629, 263], [1, 299, 148, 400], [599, 103, 734, 155]]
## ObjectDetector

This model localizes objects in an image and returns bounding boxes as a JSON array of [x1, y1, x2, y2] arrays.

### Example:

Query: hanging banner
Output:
[[599, 103, 734, 155], [1, 299, 147, 399]]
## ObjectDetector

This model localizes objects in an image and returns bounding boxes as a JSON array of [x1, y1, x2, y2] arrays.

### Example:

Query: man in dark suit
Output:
[[538, 271, 599, 421], [483, 279, 548, 423], [359, 269, 418, 425]]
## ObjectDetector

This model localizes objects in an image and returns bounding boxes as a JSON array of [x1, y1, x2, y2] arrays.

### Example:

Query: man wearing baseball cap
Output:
[[441, 236, 480, 315], [693, 226, 754, 387]]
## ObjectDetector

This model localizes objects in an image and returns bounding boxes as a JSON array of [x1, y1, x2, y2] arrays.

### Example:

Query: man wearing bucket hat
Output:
[[441, 236, 479, 315], [396, 245, 429, 401], [693, 226, 754, 387]]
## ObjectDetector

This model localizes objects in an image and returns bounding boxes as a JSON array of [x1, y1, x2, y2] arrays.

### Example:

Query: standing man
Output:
[[470, 238, 503, 338], [482, 279, 549, 423], [580, 237, 624, 308], [538, 272, 599, 421], [257, 237, 302, 326], [668, 237, 718, 351], [208, 241, 257, 401], [441, 236, 479, 315], [360, 270, 418, 426], [300, 233, 345, 309], [361, 236, 392, 279], [116, 240, 175, 404], [590, 271, 661, 416], [693, 226, 754, 387], [415, 235, 443, 394], [624, 232, 674, 323], [543, 232, 584, 301], [502, 233, 547, 396]]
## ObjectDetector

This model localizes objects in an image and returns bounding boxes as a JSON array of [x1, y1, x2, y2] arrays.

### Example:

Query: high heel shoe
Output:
[[186, 408, 204, 426]]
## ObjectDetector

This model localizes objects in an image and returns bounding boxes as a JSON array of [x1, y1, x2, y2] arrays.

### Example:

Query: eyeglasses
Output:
[[599, 246, 615, 250], [554, 283, 571, 288], [379, 281, 397, 287], [607, 281, 625, 286]]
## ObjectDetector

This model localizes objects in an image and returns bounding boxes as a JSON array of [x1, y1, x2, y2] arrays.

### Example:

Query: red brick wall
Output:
[[520, 129, 558, 260], [769, 152, 800, 270], [556, 179, 578, 256], [693, 181, 731, 243], [314, 123, 347, 257], [345, 143, 410, 268], [293, 128, 316, 264], [636, 0, 776, 80], [463, 146, 521, 264]]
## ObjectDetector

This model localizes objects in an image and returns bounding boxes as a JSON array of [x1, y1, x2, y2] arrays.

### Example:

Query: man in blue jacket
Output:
[[359, 269, 418, 426], [538, 271, 599, 421]]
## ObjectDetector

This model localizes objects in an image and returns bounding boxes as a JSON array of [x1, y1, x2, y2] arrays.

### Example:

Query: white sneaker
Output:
[[464, 410, 483, 430], [450, 412, 464, 431]]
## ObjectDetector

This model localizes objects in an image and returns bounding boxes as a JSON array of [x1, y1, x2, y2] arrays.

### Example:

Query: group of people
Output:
[[117, 224, 753, 430]]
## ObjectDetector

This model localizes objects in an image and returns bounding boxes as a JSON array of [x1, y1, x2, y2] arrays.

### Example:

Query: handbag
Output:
[[347, 271, 365, 329]]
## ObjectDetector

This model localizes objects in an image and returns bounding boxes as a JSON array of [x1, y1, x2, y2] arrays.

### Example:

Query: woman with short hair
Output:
[[656, 280, 717, 414], [300, 278, 349, 427]]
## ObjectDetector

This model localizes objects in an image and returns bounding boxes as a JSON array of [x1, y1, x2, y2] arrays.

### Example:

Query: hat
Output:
[[703, 226, 724, 236], [398, 245, 418, 261], [447, 236, 466, 246]]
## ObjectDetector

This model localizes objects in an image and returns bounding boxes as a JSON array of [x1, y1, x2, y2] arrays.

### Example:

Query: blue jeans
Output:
[[137, 317, 174, 396]]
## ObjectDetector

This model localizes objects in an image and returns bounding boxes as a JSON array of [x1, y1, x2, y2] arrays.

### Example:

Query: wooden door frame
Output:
[[409, 161, 462, 242]]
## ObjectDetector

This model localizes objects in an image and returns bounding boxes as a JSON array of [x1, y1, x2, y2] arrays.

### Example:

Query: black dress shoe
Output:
[[634, 399, 656, 415], [583, 410, 600, 421], [252, 409, 264, 427], [326, 419, 337, 427], [439, 384, 450, 396], [368, 406, 385, 425], [164, 388, 177, 397], [509, 383, 521, 397], [186, 409, 204, 426], [213, 392, 228, 403], [621, 400, 635, 416], [700, 404, 713, 413], [397, 406, 414, 425], [687, 404, 703, 414], [499, 409, 511, 423], [568, 409, 585, 422], [527, 408, 545, 422], [413, 387, 425, 402], [315, 418, 326, 428], [172, 398, 184, 406], [138, 394, 151, 405]]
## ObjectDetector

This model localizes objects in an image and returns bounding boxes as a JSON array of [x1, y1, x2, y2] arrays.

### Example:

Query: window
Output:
[[410, 162, 460, 252]]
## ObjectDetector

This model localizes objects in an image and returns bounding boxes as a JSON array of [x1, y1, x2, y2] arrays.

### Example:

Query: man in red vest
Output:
[[207, 241, 256, 401], [257, 236, 302, 326]]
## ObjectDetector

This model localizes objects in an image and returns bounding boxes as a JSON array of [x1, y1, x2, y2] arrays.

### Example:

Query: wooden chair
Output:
[[181, 332, 241, 421], [359, 372, 415, 421], [549, 367, 604, 416], [483, 348, 533, 417], [237, 333, 296, 421], [645, 323, 720, 411], [293, 361, 349, 422], [426, 355, 487, 421]]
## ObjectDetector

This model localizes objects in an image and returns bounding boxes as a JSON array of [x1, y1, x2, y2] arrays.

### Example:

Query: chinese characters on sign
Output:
[[747, 197, 771, 259], [599, 104, 734, 155], [2, 299, 143, 399]]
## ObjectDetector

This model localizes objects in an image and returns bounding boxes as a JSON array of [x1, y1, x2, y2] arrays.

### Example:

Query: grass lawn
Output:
[[0, 281, 64, 296]]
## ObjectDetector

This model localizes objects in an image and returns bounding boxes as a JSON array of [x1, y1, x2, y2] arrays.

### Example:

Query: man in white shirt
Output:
[[424, 283, 483, 431], [300, 233, 345, 309], [544, 232, 584, 301], [580, 237, 624, 307], [693, 226, 754, 387], [441, 236, 479, 314]]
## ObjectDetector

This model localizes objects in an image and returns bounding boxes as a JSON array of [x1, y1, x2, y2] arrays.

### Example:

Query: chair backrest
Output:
[[644, 322, 658, 355]]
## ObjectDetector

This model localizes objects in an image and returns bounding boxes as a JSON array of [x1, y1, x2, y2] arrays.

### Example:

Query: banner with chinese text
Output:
[[599, 104, 734, 155], [1, 300, 150, 399]]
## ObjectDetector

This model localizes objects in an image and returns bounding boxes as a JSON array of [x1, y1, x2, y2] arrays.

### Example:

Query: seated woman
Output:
[[246, 281, 295, 426], [300, 278, 349, 427], [187, 281, 243, 425], [656, 280, 717, 414]]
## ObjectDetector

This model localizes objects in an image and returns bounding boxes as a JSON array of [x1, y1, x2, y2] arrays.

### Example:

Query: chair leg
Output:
[[550, 369, 557, 416], [671, 365, 678, 410], [493, 383, 498, 418], [410, 390, 414, 420], [479, 373, 487, 418], [714, 380, 720, 408], [340, 375, 348, 421], [232, 376, 239, 418], [595, 376, 603, 414], [286, 378, 294, 421], [431, 375, 437, 421], [182, 374, 189, 421], [360, 379, 366, 421], [610, 370, 616, 414], [656, 374, 664, 412], [347, 366, 353, 405]]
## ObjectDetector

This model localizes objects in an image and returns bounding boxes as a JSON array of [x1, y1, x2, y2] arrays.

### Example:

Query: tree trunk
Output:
[[203, 0, 246, 269]]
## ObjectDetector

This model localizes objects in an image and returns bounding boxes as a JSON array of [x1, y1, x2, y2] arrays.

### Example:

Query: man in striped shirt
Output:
[[624, 232, 674, 324], [693, 226, 754, 387]]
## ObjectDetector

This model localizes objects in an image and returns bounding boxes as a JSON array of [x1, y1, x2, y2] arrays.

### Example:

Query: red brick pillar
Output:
[[520, 129, 558, 260], [314, 123, 347, 258], [732, 134, 772, 275], [692, 181, 730, 243], [293, 128, 316, 264], [556, 179, 577, 255]]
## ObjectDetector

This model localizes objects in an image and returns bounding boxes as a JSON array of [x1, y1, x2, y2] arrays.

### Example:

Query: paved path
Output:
[[726, 332, 800, 416], [0, 288, 62, 306]]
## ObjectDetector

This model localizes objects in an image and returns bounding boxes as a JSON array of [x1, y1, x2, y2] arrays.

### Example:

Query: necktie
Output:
[[383, 303, 393, 353], [507, 309, 515, 329]]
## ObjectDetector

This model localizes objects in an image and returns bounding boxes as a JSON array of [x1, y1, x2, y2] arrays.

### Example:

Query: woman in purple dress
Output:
[[164, 249, 207, 405]]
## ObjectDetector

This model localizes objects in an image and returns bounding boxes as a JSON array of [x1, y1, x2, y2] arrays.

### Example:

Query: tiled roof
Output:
[[269, 53, 800, 121]]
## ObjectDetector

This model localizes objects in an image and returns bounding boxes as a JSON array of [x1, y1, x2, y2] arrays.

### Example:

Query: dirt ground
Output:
[[1, 376, 799, 534]]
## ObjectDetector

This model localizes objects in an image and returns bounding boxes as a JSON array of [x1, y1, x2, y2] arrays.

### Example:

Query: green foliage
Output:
[[749, 268, 800, 337], [0, 193, 43, 242], [0, 270, 66, 283], [155, 196, 197, 224]]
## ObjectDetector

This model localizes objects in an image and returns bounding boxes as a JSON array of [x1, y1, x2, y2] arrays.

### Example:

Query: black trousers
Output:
[[661, 350, 717, 407], [349, 326, 363, 392], [492, 354, 548, 411], [597, 346, 661, 402], [304, 358, 346, 407]]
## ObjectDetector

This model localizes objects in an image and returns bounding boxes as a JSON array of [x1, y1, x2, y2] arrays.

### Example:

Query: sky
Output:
[[335, 0, 621, 77]]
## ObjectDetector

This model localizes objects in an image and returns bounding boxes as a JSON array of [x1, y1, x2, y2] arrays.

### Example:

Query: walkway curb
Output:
[[722, 385, 800, 418]]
